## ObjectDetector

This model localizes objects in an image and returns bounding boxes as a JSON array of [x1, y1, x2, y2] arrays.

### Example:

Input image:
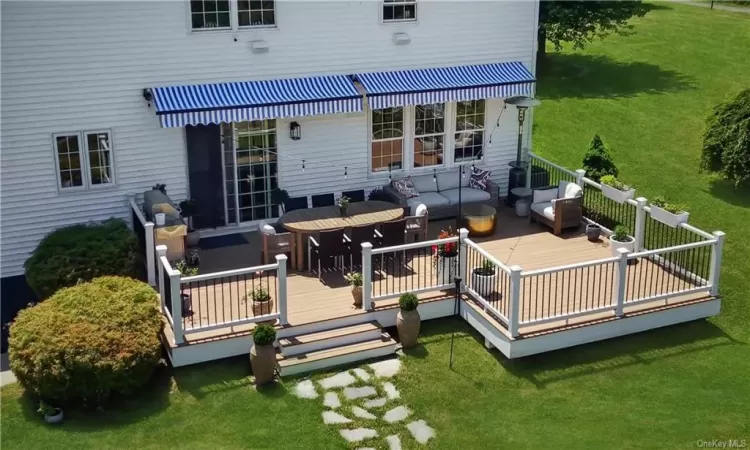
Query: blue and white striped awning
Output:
[[151, 75, 363, 127], [355, 62, 535, 109]]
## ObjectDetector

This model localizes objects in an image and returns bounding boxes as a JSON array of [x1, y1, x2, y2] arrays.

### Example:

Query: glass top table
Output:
[[460, 204, 497, 237]]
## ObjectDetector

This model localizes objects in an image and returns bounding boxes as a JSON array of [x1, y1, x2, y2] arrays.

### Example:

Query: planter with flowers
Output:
[[600, 175, 635, 204], [433, 227, 458, 286], [246, 288, 275, 324], [337, 195, 350, 216], [344, 272, 363, 308], [649, 196, 689, 228]]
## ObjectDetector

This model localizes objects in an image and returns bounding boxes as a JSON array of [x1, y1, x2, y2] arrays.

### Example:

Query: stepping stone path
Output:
[[291, 359, 435, 447]]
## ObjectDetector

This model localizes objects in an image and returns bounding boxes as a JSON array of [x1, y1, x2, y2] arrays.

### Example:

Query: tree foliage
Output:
[[582, 134, 618, 182], [539, 1, 650, 56], [701, 89, 750, 186]]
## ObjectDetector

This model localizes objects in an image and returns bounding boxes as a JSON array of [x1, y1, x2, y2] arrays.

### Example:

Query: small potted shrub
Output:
[[433, 227, 458, 286], [471, 259, 496, 298], [585, 208, 603, 242], [175, 260, 198, 313], [247, 288, 275, 323], [650, 196, 689, 227], [179, 199, 200, 247], [609, 225, 635, 257], [336, 195, 350, 216], [396, 293, 420, 349], [600, 175, 635, 204], [344, 272, 363, 307], [250, 323, 277, 386], [37, 401, 63, 424]]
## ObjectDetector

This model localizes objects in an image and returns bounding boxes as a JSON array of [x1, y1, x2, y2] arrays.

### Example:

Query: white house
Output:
[[0, 0, 539, 302]]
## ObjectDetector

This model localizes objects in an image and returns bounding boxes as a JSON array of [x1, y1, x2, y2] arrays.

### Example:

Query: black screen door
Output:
[[185, 124, 225, 229]]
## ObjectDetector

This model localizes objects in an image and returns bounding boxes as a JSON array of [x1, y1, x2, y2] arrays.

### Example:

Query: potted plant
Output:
[[247, 288, 275, 323], [433, 227, 458, 286], [37, 401, 63, 424], [178, 199, 200, 247], [336, 195, 350, 216], [609, 225, 635, 257], [471, 259, 496, 298], [250, 323, 277, 386], [649, 196, 689, 228], [344, 272, 363, 307], [600, 175, 635, 204], [152, 183, 167, 194], [585, 208, 603, 242], [396, 293, 420, 349], [175, 260, 198, 313]]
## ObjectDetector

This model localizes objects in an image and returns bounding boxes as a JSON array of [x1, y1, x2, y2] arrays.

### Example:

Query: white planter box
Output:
[[471, 270, 497, 298], [610, 236, 635, 257], [650, 206, 689, 228], [436, 255, 458, 286], [601, 184, 635, 204]]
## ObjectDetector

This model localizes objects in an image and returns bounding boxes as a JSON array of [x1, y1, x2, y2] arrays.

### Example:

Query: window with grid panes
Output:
[[371, 107, 404, 172], [238, 0, 275, 27], [383, 0, 416, 22], [454, 99, 485, 162], [190, 0, 231, 30], [413, 103, 445, 168]]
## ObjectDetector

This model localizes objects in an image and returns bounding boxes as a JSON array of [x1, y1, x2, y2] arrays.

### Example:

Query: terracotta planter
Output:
[[650, 206, 689, 228], [252, 299, 275, 324], [43, 408, 64, 424], [436, 255, 458, 286], [351, 285, 363, 307], [601, 184, 635, 204], [397, 308, 421, 349], [250, 343, 276, 385]]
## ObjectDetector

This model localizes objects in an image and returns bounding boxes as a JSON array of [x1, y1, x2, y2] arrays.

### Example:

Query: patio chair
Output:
[[529, 181, 584, 235], [284, 196, 308, 212], [405, 204, 428, 242], [376, 219, 407, 248], [258, 221, 295, 265], [311, 193, 335, 208], [344, 224, 378, 270], [342, 189, 366, 203], [308, 228, 347, 279]]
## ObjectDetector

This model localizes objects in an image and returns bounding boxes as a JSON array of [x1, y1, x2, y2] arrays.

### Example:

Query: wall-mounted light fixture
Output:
[[290, 121, 301, 140]]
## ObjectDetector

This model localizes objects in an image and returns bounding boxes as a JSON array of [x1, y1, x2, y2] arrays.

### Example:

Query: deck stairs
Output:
[[276, 320, 397, 376]]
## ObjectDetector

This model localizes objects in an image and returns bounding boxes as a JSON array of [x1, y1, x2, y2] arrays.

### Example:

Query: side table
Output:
[[511, 187, 533, 217]]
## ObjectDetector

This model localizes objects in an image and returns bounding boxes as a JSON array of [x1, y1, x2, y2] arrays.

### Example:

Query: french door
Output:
[[221, 120, 279, 225]]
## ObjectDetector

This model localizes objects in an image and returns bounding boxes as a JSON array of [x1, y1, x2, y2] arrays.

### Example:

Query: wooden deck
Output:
[[174, 206, 712, 343]]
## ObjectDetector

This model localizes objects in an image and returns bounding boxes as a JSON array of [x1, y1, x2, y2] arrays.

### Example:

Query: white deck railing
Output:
[[463, 238, 513, 327], [128, 195, 156, 286]]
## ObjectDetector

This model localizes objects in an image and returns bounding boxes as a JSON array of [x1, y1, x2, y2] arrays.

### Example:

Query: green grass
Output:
[[3, 3, 750, 448]]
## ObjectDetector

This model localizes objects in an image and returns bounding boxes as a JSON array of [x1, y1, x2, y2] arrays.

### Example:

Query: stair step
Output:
[[277, 335, 397, 376], [279, 321, 381, 356]]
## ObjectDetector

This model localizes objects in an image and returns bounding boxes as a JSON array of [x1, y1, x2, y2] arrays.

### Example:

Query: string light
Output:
[[302, 159, 305, 172], [344, 166, 348, 180], [433, 168, 437, 183], [388, 165, 392, 182]]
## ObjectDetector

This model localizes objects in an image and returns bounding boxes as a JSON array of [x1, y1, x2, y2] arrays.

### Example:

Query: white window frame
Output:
[[187, 0, 278, 33], [53, 130, 115, 193], [369, 106, 407, 175], [381, 0, 418, 23], [413, 103, 446, 171], [453, 99, 486, 164]]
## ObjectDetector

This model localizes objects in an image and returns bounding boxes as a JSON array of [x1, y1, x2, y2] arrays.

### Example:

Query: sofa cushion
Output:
[[406, 192, 449, 215], [533, 187, 558, 204], [411, 174, 438, 193], [559, 181, 583, 199], [392, 176, 418, 198], [440, 187, 492, 206], [469, 167, 491, 190], [531, 201, 555, 221], [436, 171, 461, 191]]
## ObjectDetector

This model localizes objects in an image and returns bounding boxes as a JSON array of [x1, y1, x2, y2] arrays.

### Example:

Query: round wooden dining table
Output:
[[278, 200, 405, 270]]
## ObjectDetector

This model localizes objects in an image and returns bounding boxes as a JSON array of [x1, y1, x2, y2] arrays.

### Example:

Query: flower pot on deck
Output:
[[252, 299, 276, 324], [610, 235, 635, 257], [397, 308, 421, 349], [43, 408, 64, 424], [650, 206, 689, 228], [601, 184, 635, 204], [351, 286, 363, 308], [586, 224, 602, 242], [250, 343, 276, 385], [471, 268, 497, 298], [436, 255, 458, 286]]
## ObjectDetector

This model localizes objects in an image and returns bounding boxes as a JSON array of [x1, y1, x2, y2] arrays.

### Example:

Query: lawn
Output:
[[3, 3, 750, 449]]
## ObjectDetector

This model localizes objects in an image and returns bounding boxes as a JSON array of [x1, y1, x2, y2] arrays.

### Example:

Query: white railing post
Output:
[[170, 268, 184, 345], [145, 221, 156, 286], [575, 169, 586, 188], [156, 245, 167, 312], [614, 248, 629, 317], [508, 265, 523, 338], [275, 254, 289, 326], [634, 197, 648, 252], [362, 242, 373, 311], [458, 228, 469, 292], [709, 231, 726, 296]]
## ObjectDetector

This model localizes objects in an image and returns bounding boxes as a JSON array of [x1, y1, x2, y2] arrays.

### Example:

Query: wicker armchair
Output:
[[529, 181, 584, 235]]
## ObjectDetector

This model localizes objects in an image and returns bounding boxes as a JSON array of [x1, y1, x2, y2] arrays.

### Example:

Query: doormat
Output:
[[199, 233, 249, 250]]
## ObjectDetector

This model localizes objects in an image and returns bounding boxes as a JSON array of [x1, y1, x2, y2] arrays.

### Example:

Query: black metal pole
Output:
[[450, 165, 464, 369]]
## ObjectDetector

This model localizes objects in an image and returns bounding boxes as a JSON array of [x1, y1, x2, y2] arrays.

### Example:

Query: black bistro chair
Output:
[[342, 189, 366, 203], [311, 193, 335, 208], [284, 196, 308, 212], [308, 228, 347, 279], [376, 219, 407, 248], [344, 224, 378, 270]]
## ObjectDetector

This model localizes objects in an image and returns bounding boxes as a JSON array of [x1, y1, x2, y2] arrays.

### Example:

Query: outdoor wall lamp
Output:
[[290, 121, 301, 140]]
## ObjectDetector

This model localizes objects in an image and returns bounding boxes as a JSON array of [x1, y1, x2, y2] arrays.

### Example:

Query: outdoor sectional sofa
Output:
[[383, 171, 499, 220]]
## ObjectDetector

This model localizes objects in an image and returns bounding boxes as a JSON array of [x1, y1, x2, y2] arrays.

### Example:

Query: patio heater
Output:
[[504, 96, 540, 207]]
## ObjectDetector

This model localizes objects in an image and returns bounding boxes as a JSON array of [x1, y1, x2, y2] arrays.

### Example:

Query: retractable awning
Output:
[[150, 75, 363, 127], [355, 61, 535, 109]]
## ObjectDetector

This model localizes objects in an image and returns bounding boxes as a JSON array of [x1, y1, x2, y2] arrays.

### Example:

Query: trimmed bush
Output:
[[8, 276, 162, 406], [253, 324, 276, 346], [399, 293, 419, 311], [24, 219, 141, 299], [582, 134, 618, 182], [701, 89, 750, 186]]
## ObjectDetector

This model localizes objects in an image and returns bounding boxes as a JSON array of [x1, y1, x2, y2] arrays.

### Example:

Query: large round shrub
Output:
[[702, 89, 750, 186], [8, 276, 162, 406], [24, 219, 141, 299]]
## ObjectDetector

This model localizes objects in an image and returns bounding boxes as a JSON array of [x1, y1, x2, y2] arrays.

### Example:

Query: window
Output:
[[383, 0, 417, 22], [454, 99, 485, 163], [238, 0, 275, 27], [231, 120, 278, 222], [190, 0, 231, 30], [371, 107, 404, 172], [55, 131, 115, 191], [413, 103, 444, 168]]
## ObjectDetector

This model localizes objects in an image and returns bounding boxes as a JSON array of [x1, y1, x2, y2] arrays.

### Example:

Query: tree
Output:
[[538, 1, 650, 60], [582, 134, 618, 182], [701, 89, 750, 186]]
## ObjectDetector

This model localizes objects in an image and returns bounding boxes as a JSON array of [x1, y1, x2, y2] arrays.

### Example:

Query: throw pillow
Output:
[[469, 167, 491, 190], [392, 176, 419, 199]]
